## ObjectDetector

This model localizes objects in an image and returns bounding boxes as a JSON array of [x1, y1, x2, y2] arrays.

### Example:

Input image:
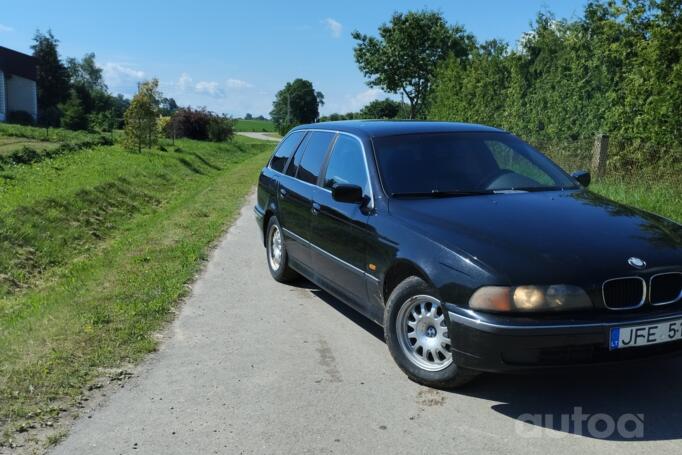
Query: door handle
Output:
[[279, 188, 287, 197], [311, 202, 321, 215]]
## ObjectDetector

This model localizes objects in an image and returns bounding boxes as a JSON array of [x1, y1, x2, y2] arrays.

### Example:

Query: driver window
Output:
[[486, 140, 554, 185]]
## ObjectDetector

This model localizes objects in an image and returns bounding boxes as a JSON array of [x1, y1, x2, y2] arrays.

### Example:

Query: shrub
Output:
[[207, 116, 235, 142], [169, 107, 211, 140], [60, 91, 89, 131], [169, 107, 233, 141], [7, 110, 35, 126], [8, 146, 41, 165]]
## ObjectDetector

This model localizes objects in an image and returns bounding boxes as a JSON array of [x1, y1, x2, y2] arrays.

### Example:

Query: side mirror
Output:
[[571, 170, 591, 187], [332, 184, 364, 204]]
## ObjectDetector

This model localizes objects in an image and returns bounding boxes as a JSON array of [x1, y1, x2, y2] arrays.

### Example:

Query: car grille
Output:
[[602, 277, 645, 310], [650, 273, 682, 305]]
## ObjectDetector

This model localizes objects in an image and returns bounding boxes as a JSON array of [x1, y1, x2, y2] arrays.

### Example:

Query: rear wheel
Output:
[[266, 216, 298, 282], [384, 276, 479, 388]]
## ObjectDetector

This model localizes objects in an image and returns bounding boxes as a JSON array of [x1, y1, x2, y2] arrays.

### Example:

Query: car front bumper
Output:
[[445, 305, 682, 372]]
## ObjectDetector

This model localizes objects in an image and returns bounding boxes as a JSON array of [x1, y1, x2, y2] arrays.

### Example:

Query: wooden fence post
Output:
[[591, 133, 609, 179]]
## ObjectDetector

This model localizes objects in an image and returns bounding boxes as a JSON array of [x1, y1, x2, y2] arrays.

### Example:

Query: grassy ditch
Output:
[[0, 136, 272, 440]]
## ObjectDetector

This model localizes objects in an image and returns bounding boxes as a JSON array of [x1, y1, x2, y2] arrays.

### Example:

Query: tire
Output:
[[265, 216, 299, 283], [384, 276, 479, 388]]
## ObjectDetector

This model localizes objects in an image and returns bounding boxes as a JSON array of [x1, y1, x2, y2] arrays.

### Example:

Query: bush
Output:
[[207, 116, 235, 142], [169, 107, 233, 141], [6, 110, 35, 126]]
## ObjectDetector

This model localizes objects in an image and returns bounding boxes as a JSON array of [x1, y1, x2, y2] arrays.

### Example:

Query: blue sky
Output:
[[0, 0, 588, 117]]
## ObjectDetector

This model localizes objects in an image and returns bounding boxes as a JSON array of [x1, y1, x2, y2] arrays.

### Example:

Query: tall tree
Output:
[[270, 79, 324, 135], [352, 10, 474, 119], [31, 30, 70, 124], [66, 52, 107, 92]]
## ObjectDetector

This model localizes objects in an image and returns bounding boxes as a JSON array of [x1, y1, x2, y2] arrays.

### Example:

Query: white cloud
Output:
[[0, 24, 13, 33], [347, 88, 382, 111], [321, 88, 399, 115], [195, 80, 224, 97], [322, 18, 343, 38], [226, 78, 253, 89], [102, 63, 146, 92], [175, 74, 253, 98], [177, 72, 193, 91]]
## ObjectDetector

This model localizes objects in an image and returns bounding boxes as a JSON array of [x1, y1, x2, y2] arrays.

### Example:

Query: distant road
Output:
[[237, 131, 281, 142]]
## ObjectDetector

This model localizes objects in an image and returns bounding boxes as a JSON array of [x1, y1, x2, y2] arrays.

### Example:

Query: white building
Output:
[[0, 46, 38, 122]]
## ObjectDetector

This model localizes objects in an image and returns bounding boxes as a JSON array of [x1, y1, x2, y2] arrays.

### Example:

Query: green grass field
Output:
[[234, 118, 275, 132], [0, 134, 273, 442]]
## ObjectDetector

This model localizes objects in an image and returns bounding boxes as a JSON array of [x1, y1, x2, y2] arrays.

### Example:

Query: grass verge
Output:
[[0, 136, 272, 441], [592, 176, 681, 223]]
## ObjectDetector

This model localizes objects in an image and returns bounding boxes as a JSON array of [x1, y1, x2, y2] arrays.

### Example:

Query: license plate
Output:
[[610, 318, 682, 350]]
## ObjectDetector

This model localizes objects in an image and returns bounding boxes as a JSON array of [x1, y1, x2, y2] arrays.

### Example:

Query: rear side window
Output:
[[323, 135, 368, 194], [285, 133, 310, 177], [297, 131, 335, 185], [269, 131, 304, 173]]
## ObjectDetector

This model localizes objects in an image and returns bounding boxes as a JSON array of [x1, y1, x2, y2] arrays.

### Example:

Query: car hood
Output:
[[389, 190, 682, 284]]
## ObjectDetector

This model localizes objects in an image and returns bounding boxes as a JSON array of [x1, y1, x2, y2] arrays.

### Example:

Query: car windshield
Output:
[[373, 132, 578, 197]]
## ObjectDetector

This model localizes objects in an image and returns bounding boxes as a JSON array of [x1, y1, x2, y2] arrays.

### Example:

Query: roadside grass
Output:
[[0, 136, 273, 439], [591, 176, 681, 223], [234, 118, 275, 132]]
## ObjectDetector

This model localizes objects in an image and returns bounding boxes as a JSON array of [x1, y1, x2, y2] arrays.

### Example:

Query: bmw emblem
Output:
[[628, 257, 647, 269]]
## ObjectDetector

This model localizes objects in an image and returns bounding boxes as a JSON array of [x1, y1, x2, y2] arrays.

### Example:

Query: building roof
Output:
[[0, 46, 38, 81], [293, 120, 505, 138]]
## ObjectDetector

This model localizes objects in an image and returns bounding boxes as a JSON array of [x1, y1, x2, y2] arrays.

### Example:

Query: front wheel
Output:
[[266, 216, 298, 283], [384, 276, 479, 388]]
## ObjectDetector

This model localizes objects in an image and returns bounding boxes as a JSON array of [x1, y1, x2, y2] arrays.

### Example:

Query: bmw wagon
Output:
[[254, 121, 682, 387]]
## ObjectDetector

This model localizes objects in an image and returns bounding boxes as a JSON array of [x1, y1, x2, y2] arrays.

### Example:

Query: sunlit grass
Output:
[[0, 136, 273, 438]]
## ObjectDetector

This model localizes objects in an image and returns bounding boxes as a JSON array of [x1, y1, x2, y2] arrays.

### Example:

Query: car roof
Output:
[[291, 120, 506, 138]]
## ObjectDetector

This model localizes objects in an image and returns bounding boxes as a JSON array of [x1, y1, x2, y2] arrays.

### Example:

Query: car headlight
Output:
[[469, 285, 592, 312]]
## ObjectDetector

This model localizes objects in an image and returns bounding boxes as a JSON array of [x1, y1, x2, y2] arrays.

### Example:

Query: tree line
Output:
[[348, 1, 681, 171], [19, 30, 235, 151]]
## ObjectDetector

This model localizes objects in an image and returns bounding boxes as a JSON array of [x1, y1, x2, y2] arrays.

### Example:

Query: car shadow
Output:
[[293, 278, 682, 441], [287, 278, 384, 342], [458, 356, 682, 441]]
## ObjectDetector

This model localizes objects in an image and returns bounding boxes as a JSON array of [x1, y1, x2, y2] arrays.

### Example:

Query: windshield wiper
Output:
[[390, 189, 495, 198], [504, 185, 576, 192]]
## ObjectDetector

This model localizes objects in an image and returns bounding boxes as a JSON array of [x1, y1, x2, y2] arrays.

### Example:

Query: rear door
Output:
[[278, 131, 335, 272], [310, 134, 372, 307]]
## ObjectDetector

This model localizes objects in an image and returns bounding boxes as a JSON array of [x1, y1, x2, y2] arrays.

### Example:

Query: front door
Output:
[[310, 134, 373, 307]]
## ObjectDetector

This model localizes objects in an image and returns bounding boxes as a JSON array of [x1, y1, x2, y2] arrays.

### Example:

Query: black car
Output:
[[254, 121, 682, 387]]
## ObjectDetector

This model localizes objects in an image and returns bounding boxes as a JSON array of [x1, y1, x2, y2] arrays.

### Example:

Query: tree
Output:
[[352, 10, 474, 119], [66, 52, 107, 92], [270, 79, 324, 135], [359, 98, 403, 119], [244, 113, 253, 120], [31, 30, 70, 124], [160, 97, 179, 116], [123, 79, 161, 152], [60, 91, 88, 130], [207, 115, 235, 142]]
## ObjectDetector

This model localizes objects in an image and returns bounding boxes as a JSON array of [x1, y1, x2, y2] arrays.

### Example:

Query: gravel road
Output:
[[51, 194, 682, 454], [237, 132, 281, 142]]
